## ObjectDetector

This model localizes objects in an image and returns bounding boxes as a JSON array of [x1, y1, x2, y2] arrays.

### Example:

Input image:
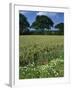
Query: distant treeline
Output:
[[22, 30, 64, 35], [19, 13, 64, 35]]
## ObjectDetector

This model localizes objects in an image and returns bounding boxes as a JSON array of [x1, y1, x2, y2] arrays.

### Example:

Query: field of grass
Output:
[[19, 35, 64, 79]]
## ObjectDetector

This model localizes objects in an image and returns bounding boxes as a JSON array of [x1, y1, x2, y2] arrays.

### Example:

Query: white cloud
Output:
[[19, 11, 27, 15], [37, 12, 48, 16], [37, 11, 57, 16]]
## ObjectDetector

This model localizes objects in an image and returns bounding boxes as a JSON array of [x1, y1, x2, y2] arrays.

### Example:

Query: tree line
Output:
[[19, 13, 64, 35]]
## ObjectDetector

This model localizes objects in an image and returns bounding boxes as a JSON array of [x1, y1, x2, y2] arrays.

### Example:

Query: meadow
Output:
[[19, 35, 64, 79]]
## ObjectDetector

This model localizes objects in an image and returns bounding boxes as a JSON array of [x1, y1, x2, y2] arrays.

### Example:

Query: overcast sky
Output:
[[19, 10, 64, 26]]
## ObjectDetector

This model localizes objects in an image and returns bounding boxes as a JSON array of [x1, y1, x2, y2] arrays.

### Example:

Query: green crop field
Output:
[[19, 35, 64, 79]]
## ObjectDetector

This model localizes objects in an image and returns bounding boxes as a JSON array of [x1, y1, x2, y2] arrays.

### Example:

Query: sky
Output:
[[19, 10, 64, 26]]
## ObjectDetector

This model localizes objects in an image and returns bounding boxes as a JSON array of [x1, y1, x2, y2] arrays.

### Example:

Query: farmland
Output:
[[19, 35, 64, 79]]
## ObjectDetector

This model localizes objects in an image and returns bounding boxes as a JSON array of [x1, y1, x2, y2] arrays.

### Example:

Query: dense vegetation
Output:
[[19, 13, 64, 35], [19, 12, 64, 79], [31, 15, 54, 29], [19, 35, 64, 79]]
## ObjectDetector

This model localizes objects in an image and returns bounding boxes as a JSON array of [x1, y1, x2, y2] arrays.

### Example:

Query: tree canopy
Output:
[[31, 15, 54, 30], [19, 13, 30, 35], [19, 13, 64, 35], [55, 23, 64, 32]]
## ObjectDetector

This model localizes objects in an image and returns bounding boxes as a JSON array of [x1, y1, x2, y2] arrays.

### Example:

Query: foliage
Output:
[[31, 15, 54, 30], [19, 14, 64, 35], [23, 30, 64, 35], [55, 23, 64, 34], [19, 35, 64, 79], [19, 59, 64, 79], [19, 35, 64, 67], [19, 13, 30, 35]]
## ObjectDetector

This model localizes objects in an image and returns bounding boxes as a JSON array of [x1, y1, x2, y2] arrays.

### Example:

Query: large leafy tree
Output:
[[55, 23, 64, 34], [31, 15, 54, 30], [19, 13, 30, 35]]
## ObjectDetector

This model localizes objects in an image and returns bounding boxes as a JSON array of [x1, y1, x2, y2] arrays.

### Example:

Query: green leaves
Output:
[[19, 13, 30, 35], [55, 23, 64, 35], [19, 35, 64, 79], [19, 59, 64, 79], [31, 15, 54, 29], [19, 36, 64, 66]]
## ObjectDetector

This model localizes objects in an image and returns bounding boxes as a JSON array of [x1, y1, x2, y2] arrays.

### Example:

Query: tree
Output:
[[55, 23, 64, 34], [19, 13, 30, 35], [31, 15, 54, 31]]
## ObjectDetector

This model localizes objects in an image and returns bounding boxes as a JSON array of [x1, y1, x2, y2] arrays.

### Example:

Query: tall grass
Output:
[[19, 35, 64, 79]]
